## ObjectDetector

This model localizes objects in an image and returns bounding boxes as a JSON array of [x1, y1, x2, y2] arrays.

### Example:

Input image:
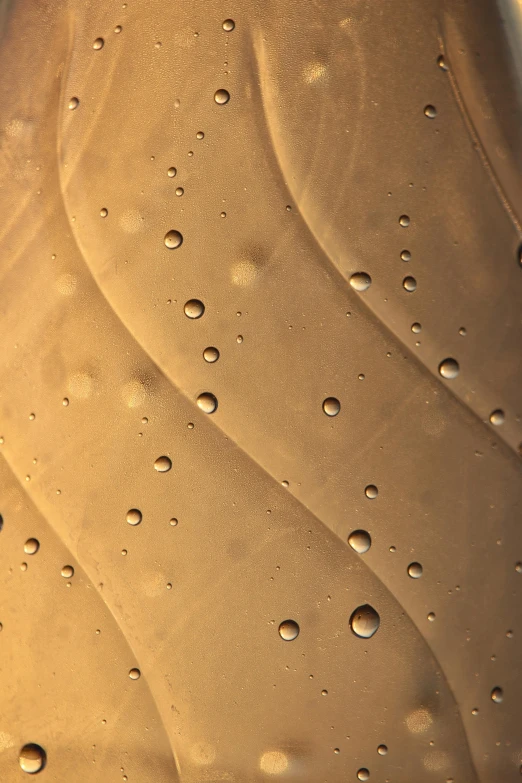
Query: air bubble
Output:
[[167, 167, 177, 178], [170, 518, 178, 526], [350, 604, 380, 638], [126, 509, 142, 526], [459, 327, 467, 336], [154, 456, 172, 472], [129, 668, 141, 680], [365, 484, 378, 499], [196, 392, 218, 414], [61, 565, 74, 578], [203, 347, 220, 363], [349, 272, 372, 292], [214, 89, 230, 105], [377, 745, 388, 755], [175, 187, 184, 196], [323, 397, 340, 416], [348, 530, 371, 554], [19, 744, 46, 774], [411, 323, 422, 333], [403, 276, 417, 292], [357, 769, 370, 781], [100, 207, 108, 218], [93, 37, 104, 50], [424, 105, 437, 118], [184, 299, 205, 319], [164, 230, 183, 249], [491, 687, 503, 703], [489, 409, 505, 426], [223, 19, 235, 31], [439, 358, 459, 379], [68, 97, 79, 110], [428, 612, 436, 622], [516, 562, 522, 573], [279, 619, 300, 640], [24, 538, 39, 555], [400, 250, 411, 261], [236, 335, 243, 343], [196, 131, 204, 140], [399, 215, 410, 227], [114, 25, 122, 33], [437, 55, 449, 71], [408, 562, 423, 578]]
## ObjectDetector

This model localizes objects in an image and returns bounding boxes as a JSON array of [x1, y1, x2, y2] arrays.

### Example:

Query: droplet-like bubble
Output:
[[491, 686, 503, 703], [196, 131, 204, 140], [411, 323, 422, 333], [424, 104, 437, 118], [100, 207, 108, 218], [279, 619, 300, 641], [62, 397, 69, 406], [175, 187, 184, 196], [19, 743, 46, 774], [184, 299, 205, 319], [403, 276, 417, 292], [167, 167, 177, 178], [196, 392, 218, 414], [164, 230, 183, 249], [489, 409, 505, 426], [223, 19, 235, 31], [214, 89, 230, 105], [126, 509, 142, 526], [399, 215, 410, 227], [377, 745, 388, 756], [349, 272, 372, 292], [437, 55, 449, 71], [516, 562, 522, 573], [350, 604, 380, 638], [459, 326, 467, 336], [93, 37, 104, 50], [323, 397, 340, 416], [129, 667, 141, 680], [154, 456, 172, 472], [348, 530, 371, 554], [357, 768, 370, 780], [24, 538, 40, 555], [400, 249, 411, 261], [114, 24, 122, 34], [61, 565, 74, 578], [428, 612, 436, 622], [365, 484, 378, 499], [68, 96, 79, 110], [439, 358, 459, 379], [203, 347, 220, 363], [408, 562, 423, 578]]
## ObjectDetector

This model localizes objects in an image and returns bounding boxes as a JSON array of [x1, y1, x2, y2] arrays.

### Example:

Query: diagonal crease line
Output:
[[0, 449, 180, 782]]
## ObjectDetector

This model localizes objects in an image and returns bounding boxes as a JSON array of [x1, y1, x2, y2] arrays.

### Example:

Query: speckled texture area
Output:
[[0, 0, 521, 780]]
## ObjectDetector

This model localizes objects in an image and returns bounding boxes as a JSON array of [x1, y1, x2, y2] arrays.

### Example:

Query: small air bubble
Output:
[[424, 104, 437, 118], [236, 334, 243, 343], [357, 769, 370, 781], [164, 230, 183, 249], [439, 358, 459, 379], [350, 604, 380, 638], [62, 398, 69, 406], [400, 250, 411, 261], [403, 276, 417, 292], [100, 207, 108, 217], [491, 686, 503, 703], [365, 484, 378, 499], [203, 347, 220, 363], [196, 392, 218, 414], [399, 215, 410, 227], [279, 619, 300, 641], [68, 97, 79, 110], [348, 530, 371, 554], [408, 562, 423, 578], [175, 187, 184, 196], [167, 167, 177, 177], [223, 19, 235, 31], [61, 565, 74, 578], [19, 744, 46, 774], [323, 397, 341, 416], [437, 55, 449, 71], [349, 272, 372, 292], [214, 89, 230, 105], [114, 25, 122, 34], [129, 668, 141, 680], [377, 745, 388, 756], [24, 538, 39, 555], [459, 327, 467, 336], [411, 323, 422, 333], [489, 409, 505, 426], [29, 413, 35, 421], [428, 612, 436, 622], [196, 131, 204, 139], [93, 37, 104, 50], [126, 509, 142, 526], [154, 456, 172, 472], [184, 299, 205, 318]]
